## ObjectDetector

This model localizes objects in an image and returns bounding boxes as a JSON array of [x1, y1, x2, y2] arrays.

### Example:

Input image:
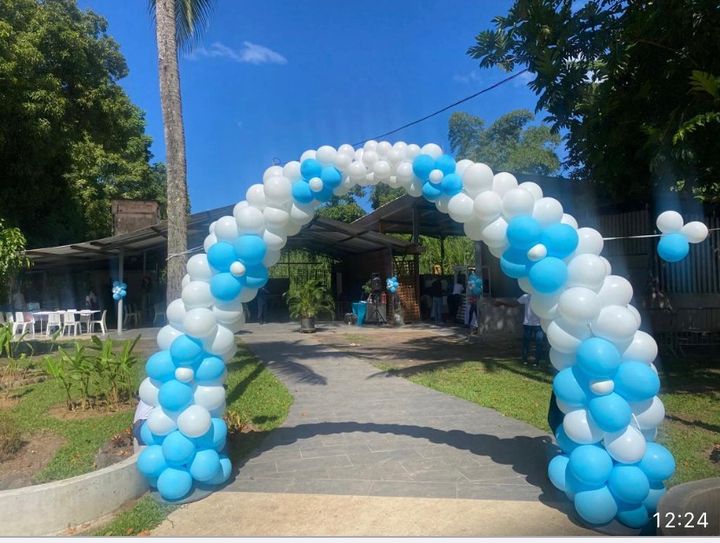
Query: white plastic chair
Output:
[[78, 312, 91, 334], [22, 312, 36, 337], [89, 310, 107, 335], [12, 312, 29, 336], [46, 312, 62, 336], [62, 311, 80, 336]]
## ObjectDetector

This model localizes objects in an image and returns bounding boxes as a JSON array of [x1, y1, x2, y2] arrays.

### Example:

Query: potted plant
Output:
[[283, 279, 335, 332]]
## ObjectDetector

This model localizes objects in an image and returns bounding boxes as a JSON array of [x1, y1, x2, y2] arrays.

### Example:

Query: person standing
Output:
[[430, 276, 443, 325], [84, 289, 98, 310], [256, 286, 269, 325], [448, 277, 464, 324], [517, 294, 545, 366]]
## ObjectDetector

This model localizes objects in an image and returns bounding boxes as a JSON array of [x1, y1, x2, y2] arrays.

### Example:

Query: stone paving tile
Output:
[[369, 480, 458, 499], [286, 479, 373, 496], [299, 444, 372, 458]]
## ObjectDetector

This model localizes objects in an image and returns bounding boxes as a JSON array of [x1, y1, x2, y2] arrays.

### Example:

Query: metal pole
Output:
[[117, 249, 124, 335]]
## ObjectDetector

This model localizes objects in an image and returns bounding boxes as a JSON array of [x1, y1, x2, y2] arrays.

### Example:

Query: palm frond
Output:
[[149, 0, 215, 50]]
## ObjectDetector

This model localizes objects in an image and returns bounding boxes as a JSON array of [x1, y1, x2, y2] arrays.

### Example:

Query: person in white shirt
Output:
[[132, 399, 154, 452], [495, 293, 546, 366]]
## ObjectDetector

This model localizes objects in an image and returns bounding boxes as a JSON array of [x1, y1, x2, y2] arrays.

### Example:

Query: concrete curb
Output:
[[0, 453, 147, 536]]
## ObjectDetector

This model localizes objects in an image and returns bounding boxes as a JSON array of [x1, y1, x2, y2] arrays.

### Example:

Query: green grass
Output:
[[93, 496, 175, 536], [378, 358, 720, 487]]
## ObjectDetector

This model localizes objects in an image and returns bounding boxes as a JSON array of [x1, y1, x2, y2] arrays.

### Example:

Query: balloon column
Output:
[[655, 211, 709, 263], [137, 139, 677, 528], [112, 281, 127, 301], [386, 276, 399, 294]]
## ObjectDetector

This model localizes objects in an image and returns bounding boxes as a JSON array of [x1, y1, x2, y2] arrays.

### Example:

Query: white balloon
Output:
[[549, 348, 575, 371], [372, 160, 391, 181], [406, 143, 421, 159], [556, 398, 578, 414], [681, 221, 709, 243], [463, 218, 485, 241], [395, 161, 414, 183], [406, 179, 423, 197], [435, 196, 450, 214], [481, 217, 508, 247], [563, 409, 603, 444], [474, 191, 503, 221], [591, 304, 639, 345], [363, 140, 378, 152], [316, 145, 337, 164], [262, 249, 282, 267], [263, 228, 287, 252], [300, 149, 317, 161], [532, 197, 563, 226], [547, 318, 591, 353], [212, 304, 244, 326], [502, 188, 535, 218], [630, 396, 665, 430], [561, 213, 579, 229], [492, 172, 518, 196], [177, 405, 211, 438], [455, 159, 473, 176], [147, 407, 177, 436], [181, 274, 191, 289], [157, 324, 183, 350], [214, 215, 239, 241], [246, 183, 266, 210], [527, 243, 547, 262], [334, 152, 353, 171], [627, 304, 641, 327], [175, 367, 194, 383], [230, 261, 246, 277], [558, 287, 601, 323], [428, 169, 443, 184], [203, 233, 218, 253], [194, 385, 226, 411], [448, 193, 475, 223], [283, 160, 301, 181], [362, 149, 378, 167], [187, 254, 212, 281], [575, 227, 604, 256], [139, 377, 160, 406], [182, 280, 214, 309], [599, 256, 612, 275], [166, 298, 187, 328], [641, 427, 658, 442], [462, 163, 494, 196], [518, 181, 543, 200], [348, 161, 368, 181], [262, 165, 283, 182], [235, 205, 265, 234], [183, 307, 218, 339], [233, 200, 248, 215], [656, 210, 684, 233], [264, 175, 292, 205], [421, 143, 442, 158], [597, 275, 633, 306], [290, 203, 314, 225], [567, 253, 608, 291], [308, 177, 323, 192], [377, 141, 392, 156], [204, 324, 235, 356], [529, 292, 559, 320], [208, 221, 216, 234], [603, 425, 646, 463], [590, 380, 614, 396], [488, 243, 508, 258], [622, 331, 658, 364], [263, 206, 290, 229], [210, 402, 227, 417]]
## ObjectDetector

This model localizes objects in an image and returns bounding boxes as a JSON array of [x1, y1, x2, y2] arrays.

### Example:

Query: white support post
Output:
[[117, 249, 124, 335]]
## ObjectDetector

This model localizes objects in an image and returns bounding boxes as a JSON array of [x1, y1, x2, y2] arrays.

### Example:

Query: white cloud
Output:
[[452, 71, 482, 84], [187, 41, 287, 65]]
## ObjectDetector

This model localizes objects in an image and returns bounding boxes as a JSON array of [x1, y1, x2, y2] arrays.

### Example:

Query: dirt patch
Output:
[[48, 401, 134, 421], [0, 431, 66, 490], [94, 428, 134, 470], [0, 396, 20, 410]]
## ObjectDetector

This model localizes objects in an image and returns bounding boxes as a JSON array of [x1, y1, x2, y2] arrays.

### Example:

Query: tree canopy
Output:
[[468, 0, 720, 202], [0, 219, 29, 304], [0, 0, 165, 248]]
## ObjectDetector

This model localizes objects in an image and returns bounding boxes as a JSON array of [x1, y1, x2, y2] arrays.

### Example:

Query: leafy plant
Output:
[[89, 334, 140, 408], [283, 279, 335, 320], [45, 355, 74, 410]]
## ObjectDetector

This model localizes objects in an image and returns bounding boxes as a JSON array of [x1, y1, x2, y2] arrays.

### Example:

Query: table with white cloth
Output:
[[32, 310, 101, 335]]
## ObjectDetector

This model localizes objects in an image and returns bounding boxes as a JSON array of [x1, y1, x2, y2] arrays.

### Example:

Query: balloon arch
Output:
[[136, 141, 675, 529]]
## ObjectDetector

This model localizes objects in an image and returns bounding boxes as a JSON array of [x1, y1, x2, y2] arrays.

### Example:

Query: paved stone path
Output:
[[224, 323, 565, 506]]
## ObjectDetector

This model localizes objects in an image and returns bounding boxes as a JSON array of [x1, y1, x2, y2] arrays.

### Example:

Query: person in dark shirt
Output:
[[430, 277, 442, 324], [256, 286, 269, 325]]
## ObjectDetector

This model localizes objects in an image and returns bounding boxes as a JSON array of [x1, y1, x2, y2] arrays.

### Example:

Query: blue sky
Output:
[[79, 0, 546, 213]]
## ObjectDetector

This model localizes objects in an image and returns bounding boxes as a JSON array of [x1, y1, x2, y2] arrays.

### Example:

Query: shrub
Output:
[[0, 418, 24, 460]]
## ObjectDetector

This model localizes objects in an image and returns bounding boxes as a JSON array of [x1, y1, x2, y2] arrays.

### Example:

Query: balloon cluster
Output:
[[137, 139, 676, 527], [656, 211, 709, 263], [386, 276, 399, 294], [112, 281, 127, 301]]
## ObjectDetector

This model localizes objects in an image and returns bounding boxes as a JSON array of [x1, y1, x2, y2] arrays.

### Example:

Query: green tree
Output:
[[151, 0, 214, 302], [371, 184, 405, 210], [468, 0, 720, 201], [0, 219, 30, 305], [0, 0, 164, 247], [448, 110, 561, 174], [317, 190, 367, 222]]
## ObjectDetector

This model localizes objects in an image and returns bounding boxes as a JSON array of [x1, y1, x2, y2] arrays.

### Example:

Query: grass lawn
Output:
[[94, 340, 292, 536], [377, 356, 720, 487]]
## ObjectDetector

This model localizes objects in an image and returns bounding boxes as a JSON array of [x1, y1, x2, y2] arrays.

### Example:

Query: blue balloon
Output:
[[158, 380, 194, 412], [614, 361, 660, 402], [146, 350, 176, 382], [565, 466, 601, 500], [642, 481, 666, 514], [440, 173, 463, 196], [548, 454, 569, 491], [421, 181, 443, 202], [588, 392, 632, 433], [292, 180, 314, 204], [555, 426, 580, 455], [208, 454, 232, 485], [577, 337, 621, 379], [608, 465, 650, 504], [211, 272, 244, 302], [500, 248, 530, 279], [195, 356, 226, 383], [211, 417, 228, 451], [162, 430, 197, 466], [553, 367, 590, 407], [207, 242, 236, 272], [435, 154, 456, 174], [320, 166, 342, 188], [157, 467, 193, 501], [190, 448, 221, 482], [541, 223, 579, 259], [170, 335, 204, 366], [639, 443, 676, 482], [300, 158, 322, 179], [412, 154, 435, 181], [507, 215, 543, 250], [233, 235, 266, 266], [574, 486, 618, 525], [528, 257, 568, 293], [617, 503, 650, 529], [315, 185, 334, 203], [113, 293, 120, 301], [139, 421, 165, 446], [657, 233, 689, 262], [569, 445, 614, 487], [244, 264, 269, 289], [137, 445, 168, 478]]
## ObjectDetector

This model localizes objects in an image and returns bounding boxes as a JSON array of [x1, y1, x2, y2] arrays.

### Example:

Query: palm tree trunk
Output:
[[155, 0, 188, 304]]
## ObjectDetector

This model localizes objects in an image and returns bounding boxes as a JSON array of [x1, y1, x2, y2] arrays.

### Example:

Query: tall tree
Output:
[[467, 0, 720, 201], [151, 0, 213, 302], [0, 0, 164, 247]]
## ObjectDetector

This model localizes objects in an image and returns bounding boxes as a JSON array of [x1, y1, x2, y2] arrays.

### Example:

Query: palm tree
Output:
[[151, 0, 214, 302]]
